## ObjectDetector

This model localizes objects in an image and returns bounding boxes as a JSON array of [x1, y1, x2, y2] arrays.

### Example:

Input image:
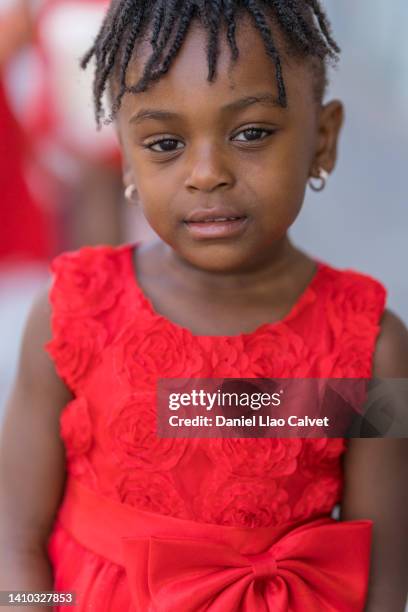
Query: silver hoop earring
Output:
[[124, 184, 138, 204], [308, 168, 329, 192]]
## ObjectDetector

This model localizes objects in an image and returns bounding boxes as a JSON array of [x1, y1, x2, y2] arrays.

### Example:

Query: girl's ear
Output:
[[121, 158, 140, 205], [122, 161, 134, 190], [114, 118, 139, 203], [311, 99, 344, 176], [114, 121, 137, 188]]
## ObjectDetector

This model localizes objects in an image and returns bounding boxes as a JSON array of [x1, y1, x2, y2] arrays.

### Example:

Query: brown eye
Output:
[[144, 139, 184, 152], [233, 127, 275, 142]]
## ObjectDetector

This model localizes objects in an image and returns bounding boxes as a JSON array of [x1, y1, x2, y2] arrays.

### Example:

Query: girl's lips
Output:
[[183, 217, 249, 239]]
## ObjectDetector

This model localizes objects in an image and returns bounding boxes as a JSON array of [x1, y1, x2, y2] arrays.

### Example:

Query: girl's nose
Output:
[[184, 146, 236, 193]]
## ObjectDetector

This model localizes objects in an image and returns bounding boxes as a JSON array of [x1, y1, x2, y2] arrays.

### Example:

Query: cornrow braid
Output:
[[243, 0, 286, 106], [197, 0, 223, 80], [304, 0, 340, 54], [129, 2, 197, 95], [149, 0, 165, 49], [223, 0, 239, 62], [82, 0, 341, 128]]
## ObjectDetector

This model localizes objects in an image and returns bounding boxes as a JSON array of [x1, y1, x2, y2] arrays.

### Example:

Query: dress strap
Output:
[[44, 244, 128, 392]]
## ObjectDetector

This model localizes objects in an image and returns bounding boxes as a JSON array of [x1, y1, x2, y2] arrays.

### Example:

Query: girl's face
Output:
[[117, 15, 343, 273]]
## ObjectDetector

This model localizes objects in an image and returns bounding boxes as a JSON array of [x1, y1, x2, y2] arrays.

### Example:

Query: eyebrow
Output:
[[129, 92, 286, 125]]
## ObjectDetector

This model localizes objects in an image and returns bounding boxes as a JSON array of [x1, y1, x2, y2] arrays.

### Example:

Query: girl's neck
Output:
[[147, 237, 307, 299], [132, 238, 318, 337]]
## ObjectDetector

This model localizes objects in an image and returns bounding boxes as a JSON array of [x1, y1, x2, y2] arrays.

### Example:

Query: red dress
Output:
[[44, 242, 387, 612]]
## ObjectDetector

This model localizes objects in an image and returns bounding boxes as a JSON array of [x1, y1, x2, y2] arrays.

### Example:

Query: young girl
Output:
[[1, 1, 407, 611]]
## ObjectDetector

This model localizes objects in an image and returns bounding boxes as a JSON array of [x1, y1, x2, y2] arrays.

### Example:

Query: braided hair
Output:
[[81, 0, 340, 127]]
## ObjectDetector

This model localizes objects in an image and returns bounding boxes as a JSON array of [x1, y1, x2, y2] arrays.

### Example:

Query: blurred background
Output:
[[0, 0, 407, 417]]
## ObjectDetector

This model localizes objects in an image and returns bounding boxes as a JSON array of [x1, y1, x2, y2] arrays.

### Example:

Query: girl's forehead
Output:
[[121, 16, 314, 117]]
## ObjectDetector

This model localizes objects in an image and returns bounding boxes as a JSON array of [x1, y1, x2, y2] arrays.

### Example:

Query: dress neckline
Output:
[[124, 242, 325, 340]]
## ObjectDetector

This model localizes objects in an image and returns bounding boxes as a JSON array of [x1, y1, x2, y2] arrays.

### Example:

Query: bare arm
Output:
[[340, 309, 408, 612], [0, 285, 73, 610]]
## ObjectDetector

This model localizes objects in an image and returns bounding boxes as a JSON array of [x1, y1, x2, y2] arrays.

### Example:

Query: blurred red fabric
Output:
[[0, 77, 55, 264]]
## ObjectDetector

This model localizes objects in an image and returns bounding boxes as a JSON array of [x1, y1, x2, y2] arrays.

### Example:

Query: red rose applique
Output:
[[298, 438, 346, 480], [196, 477, 291, 527], [325, 276, 385, 341], [243, 325, 312, 377], [293, 477, 343, 520], [323, 277, 386, 377], [108, 393, 196, 471], [199, 336, 251, 377], [204, 438, 302, 478], [45, 318, 108, 389], [114, 318, 209, 388], [115, 471, 190, 518], [49, 247, 123, 318]]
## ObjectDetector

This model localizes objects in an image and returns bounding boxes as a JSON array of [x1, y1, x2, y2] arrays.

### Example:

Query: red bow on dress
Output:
[[121, 517, 372, 612]]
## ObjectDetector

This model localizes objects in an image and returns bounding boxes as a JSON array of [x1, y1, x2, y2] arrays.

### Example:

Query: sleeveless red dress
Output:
[[44, 242, 387, 612]]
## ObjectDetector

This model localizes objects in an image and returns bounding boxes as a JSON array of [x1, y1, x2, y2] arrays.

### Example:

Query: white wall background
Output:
[[291, 0, 408, 324]]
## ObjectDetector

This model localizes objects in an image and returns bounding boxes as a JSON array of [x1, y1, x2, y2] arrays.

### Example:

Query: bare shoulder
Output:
[[372, 308, 408, 378], [14, 280, 73, 401]]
